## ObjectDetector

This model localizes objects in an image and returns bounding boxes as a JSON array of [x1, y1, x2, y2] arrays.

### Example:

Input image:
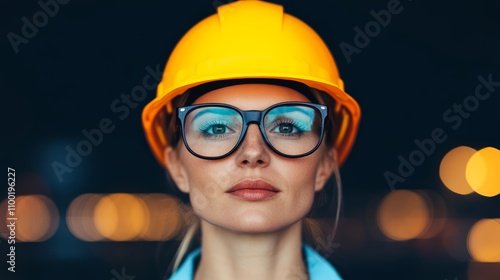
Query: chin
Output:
[[224, 223, 293, 234], [209, 211, 303, 234], [231, 219, 287, 234]]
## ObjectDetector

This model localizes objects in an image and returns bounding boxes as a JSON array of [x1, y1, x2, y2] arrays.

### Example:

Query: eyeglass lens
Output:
[[184, 105, 322, 157]]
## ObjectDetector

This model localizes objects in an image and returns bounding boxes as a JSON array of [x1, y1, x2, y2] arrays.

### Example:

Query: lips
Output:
[[226, 180, 280, 201]]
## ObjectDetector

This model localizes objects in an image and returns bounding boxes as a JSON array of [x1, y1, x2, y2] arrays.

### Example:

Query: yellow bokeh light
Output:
[[94, 193, 149, 241], [440, 146, 476, 195], [67, 194, 104, 241], [14, 195, 59, 242], [467, 219, 500, 262], [377, 190, 430, 241], [466, 147, 500, 197]]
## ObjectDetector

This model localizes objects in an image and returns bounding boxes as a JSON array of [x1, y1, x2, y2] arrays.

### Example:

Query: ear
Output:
[[314, 147, 337, 192], [164, 147, 190, 193]]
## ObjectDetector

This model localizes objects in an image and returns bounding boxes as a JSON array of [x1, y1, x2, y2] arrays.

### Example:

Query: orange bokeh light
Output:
[[440, 146, 476, 195], [67, 193, 188, 242], [1, 195, 59, 242], [93, 193, 149, 241], [377, 190, 430, 241], [67, 194, 104, 241], [467, 219, 500, 262]]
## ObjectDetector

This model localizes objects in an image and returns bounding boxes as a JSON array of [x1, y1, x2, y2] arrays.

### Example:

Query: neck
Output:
[[194, 220, 308, 280]]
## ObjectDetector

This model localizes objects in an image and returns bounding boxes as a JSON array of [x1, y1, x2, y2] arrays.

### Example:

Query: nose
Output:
[[235, 124, 270, 167]]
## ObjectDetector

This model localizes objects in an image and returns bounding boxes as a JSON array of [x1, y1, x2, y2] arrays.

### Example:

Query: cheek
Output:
[[183, 166, 222, 215], [285, 156, 322, 187], [281, 159, 322, 208], [180, 153, 232, 208]]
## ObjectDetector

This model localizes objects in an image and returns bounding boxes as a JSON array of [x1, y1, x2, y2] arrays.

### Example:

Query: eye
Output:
[[269, 119, 304, 136], [198, 120, 237, 138], [209, 124, 229, 135], [276, 123, 297, 134]]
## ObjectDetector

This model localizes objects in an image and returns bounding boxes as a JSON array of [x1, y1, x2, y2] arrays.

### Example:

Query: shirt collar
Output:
[[168, 244, 342, 280]]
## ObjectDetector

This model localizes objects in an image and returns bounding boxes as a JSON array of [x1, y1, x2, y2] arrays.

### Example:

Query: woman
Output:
[[142, 1, 361, 279]]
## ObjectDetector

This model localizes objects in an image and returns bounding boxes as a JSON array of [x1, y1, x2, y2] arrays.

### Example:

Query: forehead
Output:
[[192, 83, 311, 110]]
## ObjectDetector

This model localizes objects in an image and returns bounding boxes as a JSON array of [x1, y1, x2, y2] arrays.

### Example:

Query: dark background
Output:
[[1, 0, 500, 279]]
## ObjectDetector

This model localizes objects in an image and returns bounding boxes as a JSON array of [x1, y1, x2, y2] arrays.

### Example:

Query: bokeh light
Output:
[[0, 195, 59, 242], [417, 191, 447, 239], [466, 147, 500, 197], [467, 219, 500, 262], [94, 193, 149, 241], [377, 190, 430, 241], [67, 193, 190, 241], [140, 194, 183, 241], [67, 194, 104, 241], [440, 146, 476, 195]]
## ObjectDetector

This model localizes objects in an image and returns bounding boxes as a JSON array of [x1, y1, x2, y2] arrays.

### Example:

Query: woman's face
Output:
[[164, 84, 334, 233]]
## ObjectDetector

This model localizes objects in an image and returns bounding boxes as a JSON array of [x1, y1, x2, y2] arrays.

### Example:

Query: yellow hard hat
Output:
[[142, 0, 361, 167]]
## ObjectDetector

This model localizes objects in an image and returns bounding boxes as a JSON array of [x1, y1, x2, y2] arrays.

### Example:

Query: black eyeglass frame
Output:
[[176, 102, 329, 160]]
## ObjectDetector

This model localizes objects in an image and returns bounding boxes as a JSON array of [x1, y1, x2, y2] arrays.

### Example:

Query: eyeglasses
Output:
[[176, 102, 328, 159]]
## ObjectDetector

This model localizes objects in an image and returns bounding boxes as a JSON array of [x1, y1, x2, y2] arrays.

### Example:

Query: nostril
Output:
[[239, 159, 266, 166]]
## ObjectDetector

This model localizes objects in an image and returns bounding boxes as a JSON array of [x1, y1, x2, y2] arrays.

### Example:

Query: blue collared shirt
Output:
[[168, 244, 342, 280]]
